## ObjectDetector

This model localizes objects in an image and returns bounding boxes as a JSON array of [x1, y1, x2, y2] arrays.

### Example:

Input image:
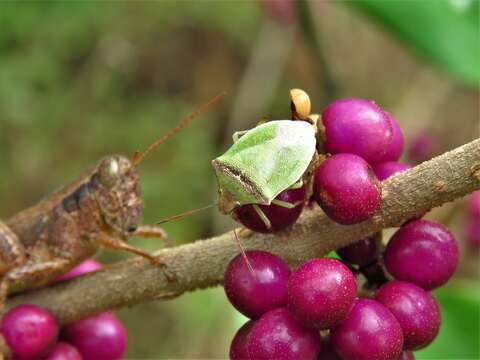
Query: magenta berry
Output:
[[322, 98, 392, 163], [373, 161, 411, 181], [331, 299, 403, 360], [224, 250, 291, 319], [384, 220, 459, 290], [464, 219, 480, 248], [229, 320, 255, 360], [399, 351, 416, 360], [337, 236, 379, 267], [407, 131, 438, 163], [235, 187, 306, 233], [0, 304, 59, 360], [314, 153, 381, 224], [287, 258, 356, 329], [62, 312, 127, 360], [56, 259, 103, 282], [466, 191, 480, 220], [247, 308, 320, 360], [257, 0, 295, 24], [376, 281, 441, 350], [375, 113, 404, 163], [45, 342, 83, 360]]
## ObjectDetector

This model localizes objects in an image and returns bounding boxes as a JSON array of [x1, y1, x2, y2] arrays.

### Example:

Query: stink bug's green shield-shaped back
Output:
[[212, 120, 316, 210]]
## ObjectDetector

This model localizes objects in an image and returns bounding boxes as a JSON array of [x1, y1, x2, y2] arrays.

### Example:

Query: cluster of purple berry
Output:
[[464, 191, 480, 248], [226, 97, 461, 359], [227, 221, 458, 360], [0, 260, 127, 360]]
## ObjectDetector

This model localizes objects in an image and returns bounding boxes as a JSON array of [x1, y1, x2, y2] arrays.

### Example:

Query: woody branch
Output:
[[5, 139, 480, 325]]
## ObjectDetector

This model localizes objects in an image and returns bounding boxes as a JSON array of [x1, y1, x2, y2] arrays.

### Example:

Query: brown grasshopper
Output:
[[0, 94, 224, 303]]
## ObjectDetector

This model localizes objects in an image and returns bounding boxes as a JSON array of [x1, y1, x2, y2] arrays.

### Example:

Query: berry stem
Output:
[[5, 139, 480, 326]]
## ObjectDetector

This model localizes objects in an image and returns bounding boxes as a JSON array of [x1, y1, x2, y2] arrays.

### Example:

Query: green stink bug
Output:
[[212, 120, 317, 216], [211, 89, 324, 233]]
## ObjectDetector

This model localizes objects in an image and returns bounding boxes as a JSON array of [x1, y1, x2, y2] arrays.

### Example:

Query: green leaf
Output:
[[351, 0, 479, 86]]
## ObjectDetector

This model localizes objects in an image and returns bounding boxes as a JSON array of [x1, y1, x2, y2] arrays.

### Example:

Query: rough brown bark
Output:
[[5, 139, 480, 325]]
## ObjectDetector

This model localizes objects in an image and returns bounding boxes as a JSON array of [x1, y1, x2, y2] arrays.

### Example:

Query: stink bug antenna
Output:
[[132, 92, 227, 166], [156, 203, 217, 225], [233, 228, 255, 276]]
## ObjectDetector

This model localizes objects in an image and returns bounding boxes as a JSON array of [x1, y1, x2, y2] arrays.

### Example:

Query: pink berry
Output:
[[331, 299, 404, 360], [384, 220, 459, 290], [235, 187, 306, 233], [337, 236, 379, 267], [322, 98, 392, 164], [399, 351, 416, 360], [56, 260, 103, 282], [466, 191, 480, 220], [62, 312, 127, 360], [229, 320, 255, 360], [224, 251, 291, 319], [376, 281, 441, 350], [464, 219, 480, 248], [257, 0, 295, 24], [375, 113, 404, 163], [314, 153, 381, 224], [287, 258, 356, 329], [407, 131, 438, 164], [0, 304, 58, 360], [373, 161, 411, 181], [247, 308, 320, 360], [45, 342, 83, 360]]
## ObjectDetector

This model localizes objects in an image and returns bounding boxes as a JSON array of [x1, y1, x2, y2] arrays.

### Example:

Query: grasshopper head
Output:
[[93, 155, 144, 237]]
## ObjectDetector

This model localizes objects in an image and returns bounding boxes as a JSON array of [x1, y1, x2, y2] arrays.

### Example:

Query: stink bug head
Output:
[[93, 155, 144, 237]]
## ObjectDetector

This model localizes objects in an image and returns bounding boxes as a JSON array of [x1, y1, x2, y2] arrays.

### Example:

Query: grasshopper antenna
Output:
[[156, 203, 216, 225], [233, 228, 255, 276], [132, 92, 227, 166]]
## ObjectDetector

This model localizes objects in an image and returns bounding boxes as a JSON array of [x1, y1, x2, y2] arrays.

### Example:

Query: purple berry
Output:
[[235, 187, 306, 233], [287, 258, 356, 329], [56, 259, 103, 282], [322, 98, 392, 164], [384, 220, 459, 290], [0, 304, 59, 360], [257, 0, 295, 24], [373, 161, 411, 181], [375, 113, 404, 163], [314, 153, 381, 224], [62, 312, 127, 360], [407, 131, 438, 164], [247, 308, 320, 360], [230, 320, 255, 360], [331, 299, 404, 360], [398, 351, 416, 360], [464, 219, 480, 248], [337, 236, 379, 267], [45, 342, 83, 360], [376, 281, 441, 350], [224, 251, 291, 319], [466, 191, 480, 220]]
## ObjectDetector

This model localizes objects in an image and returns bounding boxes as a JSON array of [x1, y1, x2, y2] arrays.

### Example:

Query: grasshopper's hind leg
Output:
[[0, 221, 27, 307]]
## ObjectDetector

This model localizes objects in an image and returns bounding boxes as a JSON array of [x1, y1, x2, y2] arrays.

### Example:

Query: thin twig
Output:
[[5, 139, 480, 325]]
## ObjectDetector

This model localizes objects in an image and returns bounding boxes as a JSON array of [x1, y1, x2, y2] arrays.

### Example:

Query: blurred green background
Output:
[[0, 1, 478, 359]]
